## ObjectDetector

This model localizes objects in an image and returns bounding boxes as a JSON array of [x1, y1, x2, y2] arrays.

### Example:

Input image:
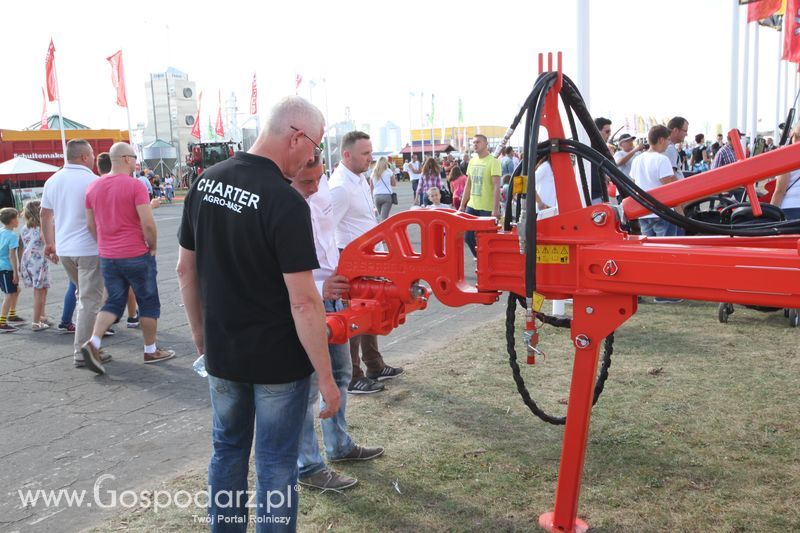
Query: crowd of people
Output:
[[6, 93, 800, 531], [1, 140, 173, 371]]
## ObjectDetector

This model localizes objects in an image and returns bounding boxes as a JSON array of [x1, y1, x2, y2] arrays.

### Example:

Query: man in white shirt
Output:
[[630, 125, 677, 238], [290, 160, 385, 491], [404, 154, 422, 200], [534, 160, 557, 211], [613, 134, 646, 178], [41, 139, 111, 368], [630, 125, 683, 304], [664, 116, 689, 181], [662, 117, 689, 237], [329, 131, 404, 394]]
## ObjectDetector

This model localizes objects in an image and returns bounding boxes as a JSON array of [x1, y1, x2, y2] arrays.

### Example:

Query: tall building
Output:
[[143, 67, 197, 171], [376, 121, 402, 153]]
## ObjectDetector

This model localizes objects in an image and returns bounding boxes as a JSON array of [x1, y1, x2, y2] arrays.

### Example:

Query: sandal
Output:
[[31, 322, 50, 332]]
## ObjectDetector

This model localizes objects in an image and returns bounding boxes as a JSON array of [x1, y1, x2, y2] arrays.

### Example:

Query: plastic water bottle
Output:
[[193, 354, 208, 378]]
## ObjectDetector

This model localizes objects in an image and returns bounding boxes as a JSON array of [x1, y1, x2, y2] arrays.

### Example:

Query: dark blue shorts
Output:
[[99, 253, 160, 319], [0, 270, 18, 294]]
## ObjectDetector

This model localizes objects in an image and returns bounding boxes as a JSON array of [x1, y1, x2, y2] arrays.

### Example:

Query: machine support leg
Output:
[[539, 294, 633, 533]]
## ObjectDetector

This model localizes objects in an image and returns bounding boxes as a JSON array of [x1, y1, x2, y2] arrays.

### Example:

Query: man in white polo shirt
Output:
[[404, 154, 422, 200], [41, 139, 111, 368], [329, 131, 404, 394], [290, 159, 385, 490]]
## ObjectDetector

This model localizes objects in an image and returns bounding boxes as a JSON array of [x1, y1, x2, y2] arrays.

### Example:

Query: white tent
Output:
[[0, 157, 61, 175]]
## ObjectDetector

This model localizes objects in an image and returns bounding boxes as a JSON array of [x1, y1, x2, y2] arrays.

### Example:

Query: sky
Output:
[[1, 0, 795, 145]]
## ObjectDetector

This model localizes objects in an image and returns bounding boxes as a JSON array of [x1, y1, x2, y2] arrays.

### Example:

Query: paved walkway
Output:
[[0, 182, 504, 532]]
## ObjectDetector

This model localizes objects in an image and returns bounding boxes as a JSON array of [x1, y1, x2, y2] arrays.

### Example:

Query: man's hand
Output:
[[12, 270, 18, 285], [150, 198, 162, 209], [193, 335, 205, 357], [322, 274, 349, 300], [149, 248, 157, 256], [317, 374, 341, 418], [44, 243, 59, 264]]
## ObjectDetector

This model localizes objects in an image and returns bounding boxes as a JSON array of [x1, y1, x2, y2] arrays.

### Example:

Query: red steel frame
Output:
[[326, 53, 800, 532]]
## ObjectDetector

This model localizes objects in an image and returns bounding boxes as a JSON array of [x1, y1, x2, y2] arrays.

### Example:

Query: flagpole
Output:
[[750, 24, 760, 151], [323, 77, 332, 174], [419, 91, 424, 161], [776, 40, 784, 140], [430, 93, 435, 159], [729, 0, 740, 131], [741, 19, 751, 131], [52, 58, 67, 164], [576, 0, 590, 111]]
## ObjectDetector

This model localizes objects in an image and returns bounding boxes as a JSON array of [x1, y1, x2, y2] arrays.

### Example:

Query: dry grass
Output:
[[94, 300, 800, 532]]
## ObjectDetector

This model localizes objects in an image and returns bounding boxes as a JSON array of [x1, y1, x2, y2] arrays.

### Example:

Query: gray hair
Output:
[[266, 96, 324, 136]]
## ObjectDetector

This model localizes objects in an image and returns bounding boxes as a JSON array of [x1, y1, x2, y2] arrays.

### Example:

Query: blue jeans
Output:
[[298, 300, 354, 476], [99, 253, 160, 319], [639, 217, 673, 237], [782, 207, 800, 221], [464, 206, 492, 257], [61, 280, 77, 324], [208, 374, 310, 533]]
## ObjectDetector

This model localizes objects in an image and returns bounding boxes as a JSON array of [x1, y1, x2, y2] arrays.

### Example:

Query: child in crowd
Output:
[[426, 187, 450, 209], [20, 200, 52, 331], [0, 207, 23, 333]]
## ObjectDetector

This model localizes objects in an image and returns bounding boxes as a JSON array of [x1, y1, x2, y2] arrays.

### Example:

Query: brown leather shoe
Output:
[[144, 348, 175, 364], [80, 341, 106, 375]]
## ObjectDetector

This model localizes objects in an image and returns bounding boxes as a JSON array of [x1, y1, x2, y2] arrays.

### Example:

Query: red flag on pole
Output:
[[45, 39, 58, 102], [748, 0, 782, 22], [295, 74, 303, 92], [250, 73, 258, 115], [106, 50, 128, 107], [40, 88, 49, 130], [784, 0, 800, 62], [215, 90, 225, 137], [191, 91, 202, 140]]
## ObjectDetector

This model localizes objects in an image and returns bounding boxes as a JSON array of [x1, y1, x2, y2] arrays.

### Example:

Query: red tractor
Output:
[[186, 141, 239, 183]]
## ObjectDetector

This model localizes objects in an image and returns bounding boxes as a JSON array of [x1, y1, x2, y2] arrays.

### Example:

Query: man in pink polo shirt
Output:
[[80, 142, 174, 374]]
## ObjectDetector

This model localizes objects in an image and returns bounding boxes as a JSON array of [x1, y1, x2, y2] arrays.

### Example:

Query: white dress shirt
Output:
[[307, 174, 340, 297], [329, 163, 378, 249]]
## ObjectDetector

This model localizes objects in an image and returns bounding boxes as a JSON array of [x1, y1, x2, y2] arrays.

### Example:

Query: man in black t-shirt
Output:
[[177, 96, 339, 529]]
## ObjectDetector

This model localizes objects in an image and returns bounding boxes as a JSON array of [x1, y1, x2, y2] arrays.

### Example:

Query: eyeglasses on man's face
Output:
[[121, 154, 137, 161], [290, 125, 324, 159]]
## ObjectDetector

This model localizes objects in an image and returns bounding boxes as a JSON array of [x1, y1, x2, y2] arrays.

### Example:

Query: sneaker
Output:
[[366, 365, 405, 382], [298, 468, 358, 491], [74, 350, 113, 368], [103, 327, 116, 337], [0, 323, 19, 333], [7, 315, 25, 324], [31, 322, 50, 332], [653, 297, 683, 304], [144, 348, 175, 364], [347, 377, 385, 395], [126, 315, 140, 328], [329, 445, 385, 463], [57, 322, 76, 334], [80, 341, 106, 375]]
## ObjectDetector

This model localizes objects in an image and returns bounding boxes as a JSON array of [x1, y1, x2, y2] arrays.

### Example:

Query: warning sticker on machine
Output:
[[536, 245, 570, 264]]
